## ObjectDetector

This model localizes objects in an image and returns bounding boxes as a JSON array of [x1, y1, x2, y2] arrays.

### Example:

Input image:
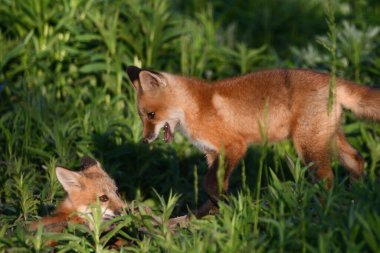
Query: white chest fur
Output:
[[177, 121, 216, 153]]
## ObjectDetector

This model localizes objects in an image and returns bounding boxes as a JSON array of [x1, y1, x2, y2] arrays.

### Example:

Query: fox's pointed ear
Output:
[[80, 156, 98, 170], [126, 66, 142, 91], [139, 71, 167, 91], [80, 156, 109, 177], [56, 167, 83, 192]]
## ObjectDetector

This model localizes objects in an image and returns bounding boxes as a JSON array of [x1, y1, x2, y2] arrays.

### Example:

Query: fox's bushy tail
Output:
[[337, 81, 380, 120]]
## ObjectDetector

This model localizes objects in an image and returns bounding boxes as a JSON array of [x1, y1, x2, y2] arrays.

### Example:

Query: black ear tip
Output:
[[126, 66, 142, 82], [80, 156, 98, 170]]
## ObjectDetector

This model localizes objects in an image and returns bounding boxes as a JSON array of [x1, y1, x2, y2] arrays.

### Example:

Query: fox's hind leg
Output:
[[337, 129, 365, 179], [292, 125, 335, 188]]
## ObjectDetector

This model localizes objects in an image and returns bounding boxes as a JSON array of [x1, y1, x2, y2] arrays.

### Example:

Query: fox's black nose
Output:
[[114, 209, 122, 216], [142, 138, 149, 144]]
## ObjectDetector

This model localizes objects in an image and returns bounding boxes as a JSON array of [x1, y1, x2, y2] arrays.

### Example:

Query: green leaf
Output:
[[79, 62, 107, 73]]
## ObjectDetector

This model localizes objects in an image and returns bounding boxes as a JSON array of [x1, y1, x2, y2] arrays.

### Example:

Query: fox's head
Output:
[[56, 157, 125, 222], [127, 66, 182, 144]]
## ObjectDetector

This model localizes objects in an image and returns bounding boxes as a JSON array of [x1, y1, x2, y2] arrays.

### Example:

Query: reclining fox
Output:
[[30, 157, 125, 232], [127, 66, 380, 217], [30, 157, 189, 240]]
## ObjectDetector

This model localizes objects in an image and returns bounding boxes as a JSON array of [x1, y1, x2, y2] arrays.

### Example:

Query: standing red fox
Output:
[[30, 157, 125, 232], [127, 66, 380, 217]]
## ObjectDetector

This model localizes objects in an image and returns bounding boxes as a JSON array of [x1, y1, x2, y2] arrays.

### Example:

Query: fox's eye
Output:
[[147, 112, 155, 120], [99, 195, 109, 202]]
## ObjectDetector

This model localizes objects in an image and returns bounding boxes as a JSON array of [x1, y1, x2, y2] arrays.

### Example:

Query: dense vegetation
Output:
[[1, 0, 380, 252]]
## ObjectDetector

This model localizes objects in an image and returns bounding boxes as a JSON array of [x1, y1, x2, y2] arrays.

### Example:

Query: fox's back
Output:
[[200, 69, 337, 142], [213, 69, 332, 102]]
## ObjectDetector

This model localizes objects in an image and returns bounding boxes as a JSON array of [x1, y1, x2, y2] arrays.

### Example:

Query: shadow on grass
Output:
[[89, 130, 301, 215], [90, 131, 207, 215]]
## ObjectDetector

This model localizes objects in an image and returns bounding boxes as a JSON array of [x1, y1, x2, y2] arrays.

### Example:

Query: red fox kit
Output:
[[30, 157, 125, 232], [127, 66, 380, 217]]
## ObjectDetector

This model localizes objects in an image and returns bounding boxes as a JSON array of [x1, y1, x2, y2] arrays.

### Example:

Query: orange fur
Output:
[[30, 157, 125, 232], [127, 67, 380, 217]]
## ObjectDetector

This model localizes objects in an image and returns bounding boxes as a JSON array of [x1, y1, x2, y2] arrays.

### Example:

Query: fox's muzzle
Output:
[[141, 121, 157, 143], [142, 132, 156, 143], [113, 209, 122, 216]]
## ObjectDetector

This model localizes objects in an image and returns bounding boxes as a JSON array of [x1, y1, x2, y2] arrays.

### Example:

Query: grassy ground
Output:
[[1, 0, 380, 252]]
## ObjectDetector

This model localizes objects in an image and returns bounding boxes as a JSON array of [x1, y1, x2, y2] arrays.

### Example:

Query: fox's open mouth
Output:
[[102, 216, 114, 221], [163, 122, 174, 143]]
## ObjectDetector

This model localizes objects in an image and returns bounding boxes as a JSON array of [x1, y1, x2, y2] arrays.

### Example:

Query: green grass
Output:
[[1, 0, 380, 252]]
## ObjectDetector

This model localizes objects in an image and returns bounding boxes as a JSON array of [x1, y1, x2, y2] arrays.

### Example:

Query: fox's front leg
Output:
[[194, 152, 219, 218], [196, 141, 247, 218]]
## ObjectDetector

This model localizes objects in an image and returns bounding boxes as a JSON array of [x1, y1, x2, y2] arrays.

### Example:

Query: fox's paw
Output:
[[194, 200, 219, 218]]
